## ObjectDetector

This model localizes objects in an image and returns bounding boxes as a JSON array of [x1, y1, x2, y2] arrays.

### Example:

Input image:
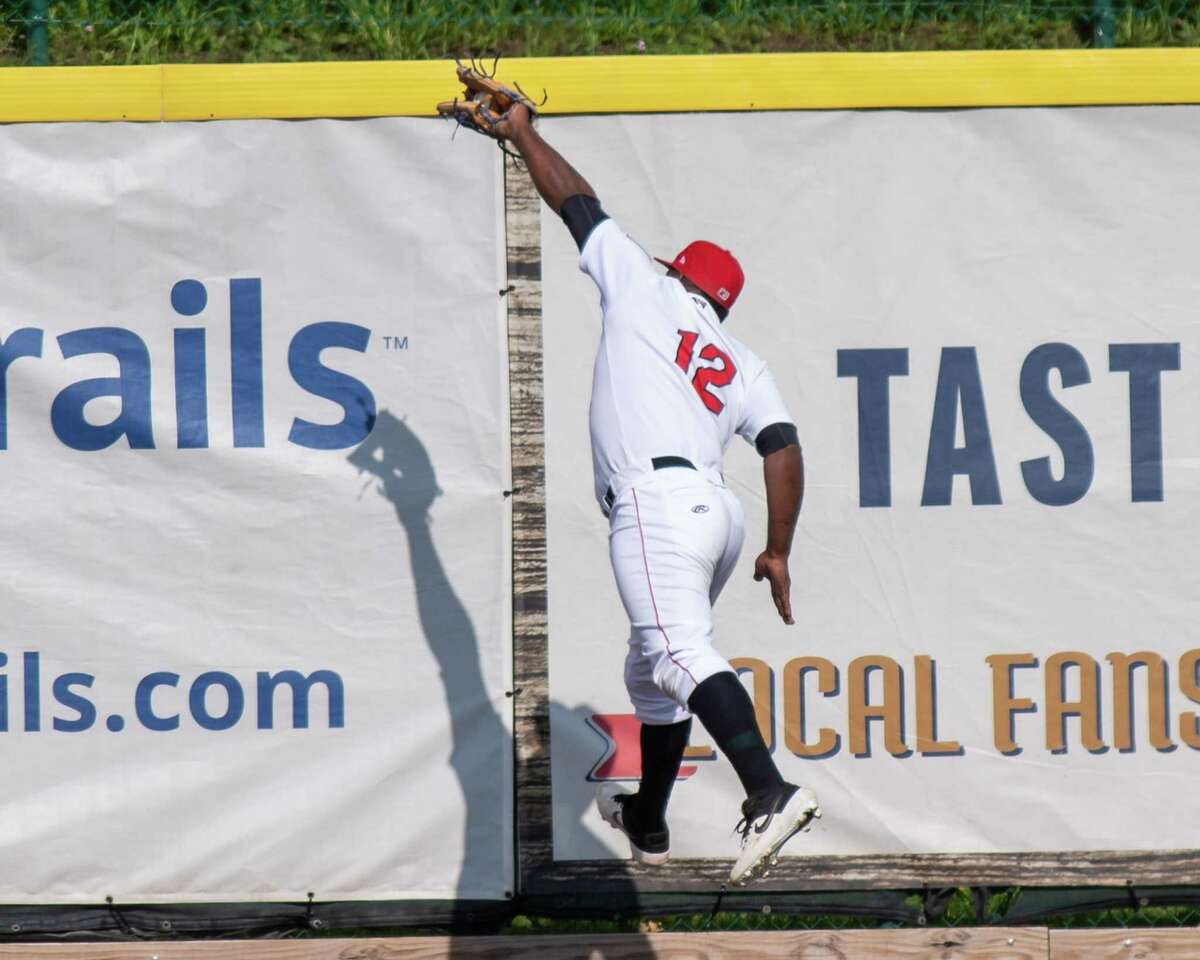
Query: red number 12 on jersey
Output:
[[675, 330, 738, 414]]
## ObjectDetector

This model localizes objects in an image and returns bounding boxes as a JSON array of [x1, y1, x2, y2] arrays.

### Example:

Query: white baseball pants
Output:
[[608, 466, 745, 725]]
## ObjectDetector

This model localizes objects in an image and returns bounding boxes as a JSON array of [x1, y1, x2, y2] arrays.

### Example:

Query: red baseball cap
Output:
[[656, 240, 745, 312]]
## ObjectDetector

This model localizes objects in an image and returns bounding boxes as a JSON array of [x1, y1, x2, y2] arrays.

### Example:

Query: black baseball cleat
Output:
[[596, 783, 670, 865], [729, 782, 821, 885]]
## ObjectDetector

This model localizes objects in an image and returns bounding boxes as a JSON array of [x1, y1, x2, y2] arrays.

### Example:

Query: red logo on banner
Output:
[[585, 713, 715, 782]]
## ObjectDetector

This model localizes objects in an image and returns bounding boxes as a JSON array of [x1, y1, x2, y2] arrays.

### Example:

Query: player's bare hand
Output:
[[753, 551, 793, 625], [492, 102, 531, 141]]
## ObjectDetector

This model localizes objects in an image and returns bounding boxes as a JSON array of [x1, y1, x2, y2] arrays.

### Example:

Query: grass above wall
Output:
[[1, 0, 1199, 66]]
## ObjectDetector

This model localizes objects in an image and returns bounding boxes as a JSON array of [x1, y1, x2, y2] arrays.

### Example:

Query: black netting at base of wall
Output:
[[1, 888, 1199, 940], [0, 900, 512, 940]]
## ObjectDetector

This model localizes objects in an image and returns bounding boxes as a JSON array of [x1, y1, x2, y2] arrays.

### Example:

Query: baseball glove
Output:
[[437, 58, 539, 146]]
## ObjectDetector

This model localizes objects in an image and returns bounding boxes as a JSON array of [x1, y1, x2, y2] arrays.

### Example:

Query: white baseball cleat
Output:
[[596, 783, 671, 866], [729, 784, 821, 885]]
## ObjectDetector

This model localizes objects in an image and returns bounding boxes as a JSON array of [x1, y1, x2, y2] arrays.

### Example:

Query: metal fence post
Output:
[[27, 0, 50, 65], [1093, 0, 1116, 47]]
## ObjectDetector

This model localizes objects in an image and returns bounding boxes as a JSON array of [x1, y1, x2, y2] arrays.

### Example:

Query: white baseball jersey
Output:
[[580, 218, 794, 508]]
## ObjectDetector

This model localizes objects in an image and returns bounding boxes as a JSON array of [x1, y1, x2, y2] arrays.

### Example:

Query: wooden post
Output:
[[505, 151, 552, 889]]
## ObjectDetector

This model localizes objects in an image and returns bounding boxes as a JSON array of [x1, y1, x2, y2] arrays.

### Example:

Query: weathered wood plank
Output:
[[1049, 929, 1200, 960], [0, 929, 1051, 959], [506, 152, 554, 884], [525, 848, 1200, 892]]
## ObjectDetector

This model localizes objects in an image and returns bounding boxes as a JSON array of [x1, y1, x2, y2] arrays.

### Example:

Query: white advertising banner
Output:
[[0, 119, 512, 901], [542, 108, 1200, 859]]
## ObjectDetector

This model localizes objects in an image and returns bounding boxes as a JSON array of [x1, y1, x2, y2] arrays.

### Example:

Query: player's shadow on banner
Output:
[[348, 411, 644, 944]]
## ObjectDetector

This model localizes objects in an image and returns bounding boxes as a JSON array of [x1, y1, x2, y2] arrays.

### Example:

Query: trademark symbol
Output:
[[382, 335, 409, 351]]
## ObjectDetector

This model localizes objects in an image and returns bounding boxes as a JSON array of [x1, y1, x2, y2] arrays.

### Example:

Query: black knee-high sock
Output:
[[687, 671, 785, 799], [634, 717, 692, 831]]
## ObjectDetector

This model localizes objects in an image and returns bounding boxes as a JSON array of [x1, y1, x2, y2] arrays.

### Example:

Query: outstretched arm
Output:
[[753, 443, 804, 625], [496, 104, 596, 214]]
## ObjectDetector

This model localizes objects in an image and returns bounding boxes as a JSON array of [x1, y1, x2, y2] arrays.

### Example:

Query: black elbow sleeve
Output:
[[560, 194, 609, 252], [755, 422, 799, 457]]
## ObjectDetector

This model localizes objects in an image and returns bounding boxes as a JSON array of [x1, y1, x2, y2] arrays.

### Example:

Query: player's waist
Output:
[[602, 456, 723, 513]]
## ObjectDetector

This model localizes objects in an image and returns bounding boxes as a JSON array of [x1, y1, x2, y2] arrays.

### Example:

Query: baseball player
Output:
[[493, 104, 820, 885]]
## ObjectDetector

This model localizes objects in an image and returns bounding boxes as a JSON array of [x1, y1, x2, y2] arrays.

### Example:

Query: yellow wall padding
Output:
[[1, 50, 1198, 123]]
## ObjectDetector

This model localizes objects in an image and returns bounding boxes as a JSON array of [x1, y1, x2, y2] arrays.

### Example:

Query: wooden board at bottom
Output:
[[0, 927, 1049, 959], [1049, 929, 1200, 960]]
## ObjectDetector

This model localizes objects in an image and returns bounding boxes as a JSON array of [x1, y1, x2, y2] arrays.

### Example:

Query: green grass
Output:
[[2, 0, 1199, 66], [501, 911, 886, 934]]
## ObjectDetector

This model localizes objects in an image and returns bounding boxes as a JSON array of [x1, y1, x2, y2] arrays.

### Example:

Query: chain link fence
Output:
[[2, 0, 1199, 66], [505, 889, 1200, 934], [0, 889, 1196, 939]]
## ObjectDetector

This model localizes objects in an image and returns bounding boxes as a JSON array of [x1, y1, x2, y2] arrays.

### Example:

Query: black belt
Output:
[[604, 456, 696, 510]]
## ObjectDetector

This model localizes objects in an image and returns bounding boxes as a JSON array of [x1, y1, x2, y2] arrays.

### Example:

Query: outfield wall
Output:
[[0, 51, 1198, 917]]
